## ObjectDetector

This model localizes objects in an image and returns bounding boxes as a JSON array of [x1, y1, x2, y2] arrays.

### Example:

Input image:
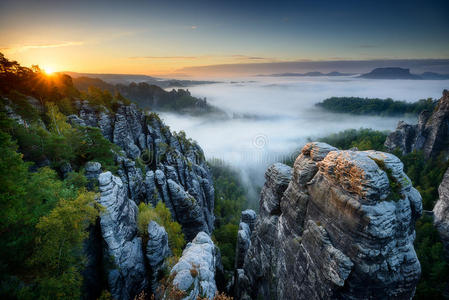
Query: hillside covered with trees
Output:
[[73, 76, 224, 116], [316, 96, 437, 116]]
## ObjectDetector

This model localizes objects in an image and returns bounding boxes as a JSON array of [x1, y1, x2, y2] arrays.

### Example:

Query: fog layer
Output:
[[160, 76, 448, 201]]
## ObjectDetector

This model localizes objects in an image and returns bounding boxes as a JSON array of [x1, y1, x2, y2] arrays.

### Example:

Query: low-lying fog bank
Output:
[[161, 76, 448, 203]]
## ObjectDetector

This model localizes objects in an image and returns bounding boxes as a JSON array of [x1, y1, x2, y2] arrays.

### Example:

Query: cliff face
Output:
[[72, 100, 215, 240], [434, 168, 449, 255], [236, 142, 422, 300], [385, 90, 449, 158], [71, 101, 217, 299]]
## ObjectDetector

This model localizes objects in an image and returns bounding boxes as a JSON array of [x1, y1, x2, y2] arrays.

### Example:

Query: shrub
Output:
[[138, 201, 185, 257]]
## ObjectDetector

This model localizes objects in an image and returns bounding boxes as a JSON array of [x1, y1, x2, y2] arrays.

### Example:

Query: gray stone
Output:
[[169, 232, 218, 299], [385, 89, 449, 158], [146, 221, 171, 292], [237, 142, 422, 300], [97, 172, 147, 300], [434, 168, 449, 256]]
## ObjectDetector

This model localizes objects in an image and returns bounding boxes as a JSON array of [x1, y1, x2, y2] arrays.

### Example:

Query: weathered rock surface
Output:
[[434, 168, 449, 256], [234, 209, 257, 270], [385, 90, 449, 158], [146, 221, 171, 291], [237, 142, 422, 300], [74, 100, 215, 240], [169, 232, 219, 299], [97, 171, 148, 300]]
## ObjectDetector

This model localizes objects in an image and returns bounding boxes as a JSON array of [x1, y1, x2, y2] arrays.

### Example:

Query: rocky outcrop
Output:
[[234, 209, 256, 269], [146, 221, 171, 292], [169, 232, 219, 299], [434, 168, 449, 255], [85, 161, 102, 189], [73, 101, 215, 240], [97, 171, 148, 300], [237, 142, 422, 300], [385, 90, 449, 158]]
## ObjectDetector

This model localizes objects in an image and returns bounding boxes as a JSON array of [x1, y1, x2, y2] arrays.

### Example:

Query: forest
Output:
[[316, 96, 437, 116], [73, 76, 223, 115]]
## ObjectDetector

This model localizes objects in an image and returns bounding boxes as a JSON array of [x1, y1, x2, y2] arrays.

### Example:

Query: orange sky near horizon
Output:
[[1, 0, 448, 78]]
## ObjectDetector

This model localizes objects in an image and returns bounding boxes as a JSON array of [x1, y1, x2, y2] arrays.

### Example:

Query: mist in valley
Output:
[[160, 76, 449, 204]]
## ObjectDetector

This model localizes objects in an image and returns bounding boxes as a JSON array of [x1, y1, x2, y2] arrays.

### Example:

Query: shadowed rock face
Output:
[[146, 221, 171, 292], [385, 90, 449, 158], [70, 101, 216, 298], [72, 100, 215, 240], [98, 172, 148, 300], [236, 142, 422, 300], [434, 168, 449, 256]]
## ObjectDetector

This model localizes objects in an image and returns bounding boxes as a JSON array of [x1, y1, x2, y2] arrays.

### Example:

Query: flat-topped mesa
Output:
[[237, 142, 422, 300], [385, 89, 449, 158]]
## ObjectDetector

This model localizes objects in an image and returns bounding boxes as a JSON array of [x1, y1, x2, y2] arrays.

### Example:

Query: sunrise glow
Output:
[[42, 66, 54, 75]]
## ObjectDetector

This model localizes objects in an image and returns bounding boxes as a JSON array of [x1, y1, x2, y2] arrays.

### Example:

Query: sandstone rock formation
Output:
[[169, 232, 219, 299], [98, 171, 148, 300], [385, 89, 449, 158], [236, 142, 422, 300], [146, 221, 171, 291], [72, 100, 215, 240], [433, 168, 449, 256], [234, 209, 257, 269]]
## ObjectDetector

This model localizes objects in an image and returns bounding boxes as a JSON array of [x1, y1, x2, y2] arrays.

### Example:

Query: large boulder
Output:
[[169, 232, 219, 299], [237, 143, 422, 300]]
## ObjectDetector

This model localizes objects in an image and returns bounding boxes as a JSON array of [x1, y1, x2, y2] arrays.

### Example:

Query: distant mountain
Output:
[[360, 67, 449, 80], [260, 71, 355, 77], [421, 72, 449, 80], [65, 71, 217, 87]]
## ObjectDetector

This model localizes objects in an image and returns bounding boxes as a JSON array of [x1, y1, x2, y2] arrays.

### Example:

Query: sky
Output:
[[1, 0, 448, 77]]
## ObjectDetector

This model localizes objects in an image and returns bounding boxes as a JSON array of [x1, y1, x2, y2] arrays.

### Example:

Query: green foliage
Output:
[[213, 223, 239, 271], [0, 117, 99, 299], [11, 113, 118, 171], [137, 201, 185, 257], [4, 90, 40, 121], [319, 128, 388, 151], [209, 159, 248, 277], [395, 150, 449, 210], [82, 86, 115, 111], [31, 190, 99, 299], [316, 96, 437, 116], [371, 158, 402, 201], [414, 215, 449, 299]]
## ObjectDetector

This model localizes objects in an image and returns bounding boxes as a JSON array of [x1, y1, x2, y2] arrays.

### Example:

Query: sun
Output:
[[42, 66, 55, 74]]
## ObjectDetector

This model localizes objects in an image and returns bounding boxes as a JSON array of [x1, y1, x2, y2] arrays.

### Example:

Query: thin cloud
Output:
[[231, 55, 269, 60], [191, 26, 197, 29], [129, 56, 198, 60], [128, 54, 276, 62], [3, 41, 84, 53]]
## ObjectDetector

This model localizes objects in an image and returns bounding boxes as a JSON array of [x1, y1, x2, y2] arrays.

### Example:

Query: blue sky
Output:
[[1, 0, 448, 76]]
